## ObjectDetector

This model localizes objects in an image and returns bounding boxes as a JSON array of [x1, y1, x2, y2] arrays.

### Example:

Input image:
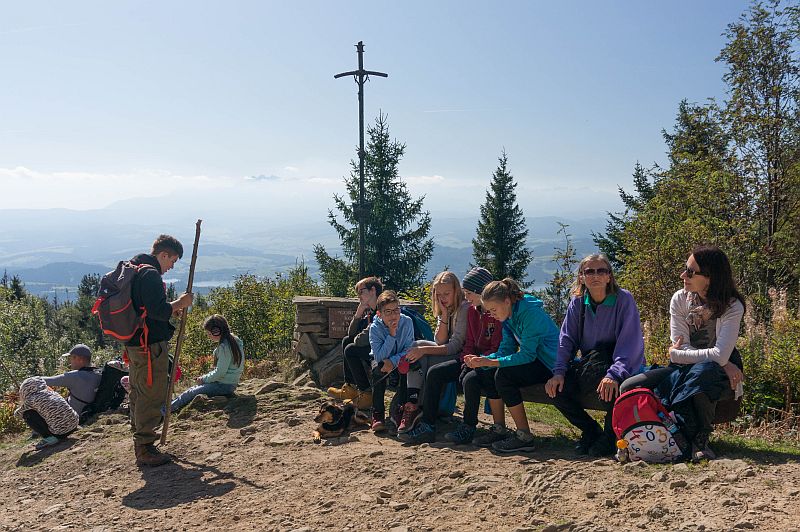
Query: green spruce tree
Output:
[[315, 113, 433, 294], [472, 150, 532, 285], [592, 161, 657, 272]]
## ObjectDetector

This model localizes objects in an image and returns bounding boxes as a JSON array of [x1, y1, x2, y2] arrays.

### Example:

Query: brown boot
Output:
[[135, 443, 171, 467], [353, 390, 373, 411]]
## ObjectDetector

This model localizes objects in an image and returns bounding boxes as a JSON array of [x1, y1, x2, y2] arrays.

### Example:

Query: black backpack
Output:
[[80, 362, 128, 424], [91, 261, 155, 342]]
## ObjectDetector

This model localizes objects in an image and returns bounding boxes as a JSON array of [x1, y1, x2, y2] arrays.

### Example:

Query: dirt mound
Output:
[[1, 379, 799, 531]]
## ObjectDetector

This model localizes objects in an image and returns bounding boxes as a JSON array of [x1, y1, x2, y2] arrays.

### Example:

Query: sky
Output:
[[0, 0, 753, 221]]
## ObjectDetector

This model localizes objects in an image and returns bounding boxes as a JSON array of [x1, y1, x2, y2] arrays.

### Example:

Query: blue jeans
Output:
[[170, 382, 237, 412]]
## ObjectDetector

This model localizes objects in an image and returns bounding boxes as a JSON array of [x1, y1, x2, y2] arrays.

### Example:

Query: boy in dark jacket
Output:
[[127, 234, 193, 467], [327, 276, 383, 409]]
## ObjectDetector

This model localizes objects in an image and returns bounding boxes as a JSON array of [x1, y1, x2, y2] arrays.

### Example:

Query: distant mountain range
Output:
[[0, 207, 609, 299]]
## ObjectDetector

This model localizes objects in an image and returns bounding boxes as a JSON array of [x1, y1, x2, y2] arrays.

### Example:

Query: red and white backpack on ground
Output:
[[611, 387, 687, 463]]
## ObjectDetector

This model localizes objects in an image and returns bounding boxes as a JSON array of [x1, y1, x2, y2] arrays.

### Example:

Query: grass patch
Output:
[[714, 430, 800, 460]]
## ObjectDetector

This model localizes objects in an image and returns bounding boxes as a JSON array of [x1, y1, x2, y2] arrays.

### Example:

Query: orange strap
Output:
[[123, 307, 153, 387], [139, 307, 152, 387]]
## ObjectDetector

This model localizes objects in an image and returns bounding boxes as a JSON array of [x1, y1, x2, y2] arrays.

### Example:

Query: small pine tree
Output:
[[592, 161, 656, 272], [542, 223, 578, 325], [315, 113, 433, 293], [472, 150, 532, 285], [9, 275, 25, 301]]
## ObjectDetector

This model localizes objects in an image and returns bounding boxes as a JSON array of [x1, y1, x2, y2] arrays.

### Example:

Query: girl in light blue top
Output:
[[169, 314, 245, 412]]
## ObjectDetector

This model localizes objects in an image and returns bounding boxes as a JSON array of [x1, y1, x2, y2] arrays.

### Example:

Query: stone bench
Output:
[[519, 384, 741, 424]]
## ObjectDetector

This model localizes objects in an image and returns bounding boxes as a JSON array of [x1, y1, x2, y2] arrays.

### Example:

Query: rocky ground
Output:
[[1, 378, 799, 532]]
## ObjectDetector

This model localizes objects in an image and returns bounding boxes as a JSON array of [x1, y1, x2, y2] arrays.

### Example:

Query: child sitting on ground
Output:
[[15, 376, 79, 450], [168, 314, 244, 413]]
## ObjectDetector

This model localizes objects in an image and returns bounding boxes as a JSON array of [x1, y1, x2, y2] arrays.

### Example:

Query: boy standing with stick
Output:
[[127, 235, 193, 467]]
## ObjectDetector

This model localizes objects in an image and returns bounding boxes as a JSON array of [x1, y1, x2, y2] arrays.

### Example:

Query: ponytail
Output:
[[481, 277, 524, 305], [203, 314, 243, 367]]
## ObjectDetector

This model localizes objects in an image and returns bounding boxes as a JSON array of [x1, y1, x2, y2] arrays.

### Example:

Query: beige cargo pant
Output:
[[127, 341, 170, 446]]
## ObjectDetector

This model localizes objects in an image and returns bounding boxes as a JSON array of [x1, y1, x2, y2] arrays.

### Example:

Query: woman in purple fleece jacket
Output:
[[544, 253, 645, 456]]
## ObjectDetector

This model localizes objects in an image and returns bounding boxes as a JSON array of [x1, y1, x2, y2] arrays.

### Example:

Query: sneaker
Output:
[[399, 421, 435, 444], [371, 413, 386, 433], [34, 436, 60, 450], [353, 390, 373, 411], [473, 424, 511, 447], [491, 430, 536, 453], [327, 383, 359, 401], [444, 423, 476, 445], [397, 402, 421, 434]]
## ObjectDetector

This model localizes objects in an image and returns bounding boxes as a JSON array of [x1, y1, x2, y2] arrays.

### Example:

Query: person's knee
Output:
[[494, 367, 514, 388], [343, 343, 359, 358], [619, 374, 644, 394]]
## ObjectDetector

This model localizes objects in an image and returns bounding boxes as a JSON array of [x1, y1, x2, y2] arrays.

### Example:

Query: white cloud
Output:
[[283, 166, 300, 173], [1, 166, 237, 210]]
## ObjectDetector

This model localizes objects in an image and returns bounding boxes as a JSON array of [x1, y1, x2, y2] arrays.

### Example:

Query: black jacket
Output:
[[126, 253, 175, 346]]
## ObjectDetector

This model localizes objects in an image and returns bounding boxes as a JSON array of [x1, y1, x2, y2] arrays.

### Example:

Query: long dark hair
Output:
[[203, 314, 243, 367], [691, 245, 746, 319]]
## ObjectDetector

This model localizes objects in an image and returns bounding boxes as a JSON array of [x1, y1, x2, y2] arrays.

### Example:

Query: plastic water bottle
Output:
[[658, 411, 688, 450], [658, 411, 679, 434]]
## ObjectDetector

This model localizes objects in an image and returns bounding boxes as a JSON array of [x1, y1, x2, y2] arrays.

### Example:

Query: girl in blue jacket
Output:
[[464, 278, 559, 453]]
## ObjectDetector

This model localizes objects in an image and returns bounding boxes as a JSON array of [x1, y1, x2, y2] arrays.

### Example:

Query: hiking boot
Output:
[[491, 430, 536, 453], [473, 424, 511, 447], [327, 383, 359, 401], [371, 413, 386, 433], [353, 390, 373, 411], [399, 421, 435, 444], [397, 402, 421, 434], [135, 443, 171, 467], [588, 435, 615, 457], [444, 422, 476, 445], [691, 432, 716, 462], [34, 436, 60, 450]]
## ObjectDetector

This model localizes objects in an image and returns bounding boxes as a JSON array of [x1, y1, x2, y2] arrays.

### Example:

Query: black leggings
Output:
[[421, 359, 461, 425], [495, 359, 553, 408], [23, 410, 73, 439], [462, 367, 500, 426]]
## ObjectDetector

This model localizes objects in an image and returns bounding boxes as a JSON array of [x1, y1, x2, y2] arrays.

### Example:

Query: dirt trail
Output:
[[1, 379, 799, 532]]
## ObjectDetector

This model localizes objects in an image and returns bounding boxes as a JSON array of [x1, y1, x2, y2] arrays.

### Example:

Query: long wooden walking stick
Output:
[[160, 219, 202, 445]]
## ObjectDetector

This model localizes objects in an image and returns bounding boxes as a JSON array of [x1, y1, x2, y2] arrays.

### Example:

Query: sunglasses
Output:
[[683, 266, 707, 278], [582, 268, 610, 276]]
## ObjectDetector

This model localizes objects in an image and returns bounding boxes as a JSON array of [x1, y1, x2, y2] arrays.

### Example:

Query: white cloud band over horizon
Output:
[[2, 165, 623, 221]]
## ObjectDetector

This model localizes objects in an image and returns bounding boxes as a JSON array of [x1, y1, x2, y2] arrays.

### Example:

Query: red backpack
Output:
[[612, 387, 687, 463], [91, 261, 154, 343]]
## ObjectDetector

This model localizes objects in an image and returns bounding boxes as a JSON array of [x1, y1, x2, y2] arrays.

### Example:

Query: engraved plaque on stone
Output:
[[328, 308, 352, 339]]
